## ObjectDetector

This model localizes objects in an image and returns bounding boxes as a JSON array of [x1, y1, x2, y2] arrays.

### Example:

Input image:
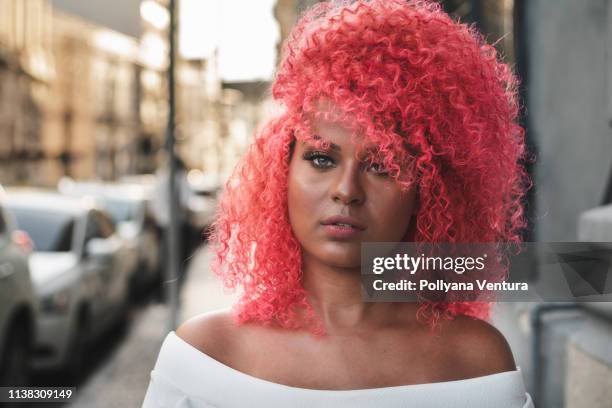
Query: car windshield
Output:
[[104, 199, 137, 224], [9, 207, 74, 252]]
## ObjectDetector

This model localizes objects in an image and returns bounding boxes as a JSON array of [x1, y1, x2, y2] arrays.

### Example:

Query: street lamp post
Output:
[[165, 0, 180, 332]]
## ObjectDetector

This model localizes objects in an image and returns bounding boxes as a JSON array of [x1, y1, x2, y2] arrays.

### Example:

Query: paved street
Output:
[[67, 245, 237, 408]]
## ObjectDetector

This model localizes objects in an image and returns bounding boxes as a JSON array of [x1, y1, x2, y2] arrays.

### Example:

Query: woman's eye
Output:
[[367, 162, 389, 176], [303, 151, 334, 169]]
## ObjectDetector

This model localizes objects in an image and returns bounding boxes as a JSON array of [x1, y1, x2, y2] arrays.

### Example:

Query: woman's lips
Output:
[[321, 223, 364, 239], [320, 215, 366, 230], [320, 215, 366, 239]]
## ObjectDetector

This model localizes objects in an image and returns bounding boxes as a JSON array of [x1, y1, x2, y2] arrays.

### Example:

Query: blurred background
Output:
[[0, 0, 610, 407]]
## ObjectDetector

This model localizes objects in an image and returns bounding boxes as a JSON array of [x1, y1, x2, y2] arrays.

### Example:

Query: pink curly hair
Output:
[[209, 0, 531, 334]]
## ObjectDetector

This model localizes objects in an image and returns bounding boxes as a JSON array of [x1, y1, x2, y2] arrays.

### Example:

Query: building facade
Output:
[[0, 0, 237, 187]]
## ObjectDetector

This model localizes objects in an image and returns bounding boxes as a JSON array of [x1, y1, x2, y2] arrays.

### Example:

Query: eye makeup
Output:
[[302, 150, 335, 169]]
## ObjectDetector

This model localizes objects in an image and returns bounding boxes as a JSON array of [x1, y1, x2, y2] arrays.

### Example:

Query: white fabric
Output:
[[142, 331, 534, 408]]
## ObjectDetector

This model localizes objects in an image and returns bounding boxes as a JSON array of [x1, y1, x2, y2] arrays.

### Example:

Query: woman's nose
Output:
[[331, 161, 365, 206]]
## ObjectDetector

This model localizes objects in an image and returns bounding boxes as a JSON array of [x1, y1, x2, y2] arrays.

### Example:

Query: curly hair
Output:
[[209, 0, 531, 334]]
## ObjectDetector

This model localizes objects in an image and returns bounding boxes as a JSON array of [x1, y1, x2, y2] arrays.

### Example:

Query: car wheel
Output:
[[130, 260, 148, 303], [115, 295, 130, 335], [64, 317, 89, 381], [0, 323, 30, 387]]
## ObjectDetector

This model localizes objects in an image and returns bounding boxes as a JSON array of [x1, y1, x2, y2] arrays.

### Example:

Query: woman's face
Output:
[[288, 110, 418, 269]]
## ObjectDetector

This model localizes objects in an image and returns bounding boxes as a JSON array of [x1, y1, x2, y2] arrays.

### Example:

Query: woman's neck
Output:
[[301, 255, 420, 333]]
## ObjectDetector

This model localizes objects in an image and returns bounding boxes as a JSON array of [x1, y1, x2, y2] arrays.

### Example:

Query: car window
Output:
[[9, 207, 74, 252], [85, 212, 102, 241], [86, 211, 115, 241], [97, 212, 115, 238], [104, 199, 137, 224]]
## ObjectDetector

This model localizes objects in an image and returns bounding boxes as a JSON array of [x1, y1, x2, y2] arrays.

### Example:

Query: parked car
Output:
[[185, 170, 221, 240], [58, 180, 161, 295], [5, 190, 132, 374], [0, 187, 36, 385]]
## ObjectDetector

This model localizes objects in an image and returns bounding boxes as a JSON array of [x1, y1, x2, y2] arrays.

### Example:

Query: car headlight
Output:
[[40, 289, 72, 314]]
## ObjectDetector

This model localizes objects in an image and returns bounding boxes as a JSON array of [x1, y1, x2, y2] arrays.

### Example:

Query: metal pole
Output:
[[165, 0, 180, 332], [514, 0, 538, 243]]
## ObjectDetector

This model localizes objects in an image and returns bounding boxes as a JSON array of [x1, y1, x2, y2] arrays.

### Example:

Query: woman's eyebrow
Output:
[[309, 135, 341, 151], [306, 136, 379, 156]]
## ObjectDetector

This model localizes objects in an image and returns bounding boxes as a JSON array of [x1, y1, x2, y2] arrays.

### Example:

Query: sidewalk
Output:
[[179, 247, 238, 321], [69, 245, 237, 408]]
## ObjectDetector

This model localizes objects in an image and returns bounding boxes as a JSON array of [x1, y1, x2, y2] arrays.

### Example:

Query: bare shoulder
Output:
[[441, 315, 517, 378], [176, 309, 241, 363]]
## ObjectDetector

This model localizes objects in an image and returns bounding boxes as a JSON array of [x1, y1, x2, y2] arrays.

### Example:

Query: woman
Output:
[[143, 0, 534, 406]]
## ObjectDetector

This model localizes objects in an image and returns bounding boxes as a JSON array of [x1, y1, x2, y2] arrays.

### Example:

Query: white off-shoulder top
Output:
[[142, 331, 534, 408]]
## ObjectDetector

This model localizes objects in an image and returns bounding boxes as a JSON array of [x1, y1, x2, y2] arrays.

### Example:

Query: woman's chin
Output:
[[318, 247, 362, 269]]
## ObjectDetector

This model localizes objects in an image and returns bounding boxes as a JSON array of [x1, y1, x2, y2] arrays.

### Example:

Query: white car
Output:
[[5, 190, 132, 374], [0, 188, 36, 385], [186, 177, 221, 237], [58, 180, 161, 295]]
